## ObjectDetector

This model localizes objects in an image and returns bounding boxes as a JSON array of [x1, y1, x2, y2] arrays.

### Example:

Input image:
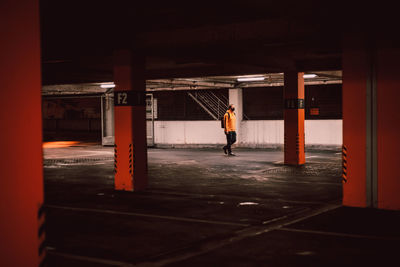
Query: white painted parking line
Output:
[[146, 190, 331, 206], [46, 205, 249, 227], [278, 227, 400, 241], [48, 250, 134, 266], [135, 204, 341, 267]]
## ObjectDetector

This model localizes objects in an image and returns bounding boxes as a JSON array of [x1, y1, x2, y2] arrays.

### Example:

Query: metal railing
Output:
[[188, 90, 248, 120]]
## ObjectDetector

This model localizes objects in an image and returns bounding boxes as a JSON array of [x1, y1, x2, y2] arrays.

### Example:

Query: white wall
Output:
[[154, 120, 342, 147], [154, 121, 226, 145], [305, 120, 342, 145], [239, 120, 284, 146]]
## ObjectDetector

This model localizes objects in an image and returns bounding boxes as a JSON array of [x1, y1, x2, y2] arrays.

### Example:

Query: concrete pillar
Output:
[[376, 44, 400, 210], [0, 0, 45, 266], [343, 31, 400, 210], [101, 93, 115, 146], [342, 34, 400, 210], [342, 36, 371, 208], [284, 72, 305, 165], [229, 88, 243, 121], [113, 50, 148, 191], [105, 94, 115, 137], [229, 88, 243, 143]]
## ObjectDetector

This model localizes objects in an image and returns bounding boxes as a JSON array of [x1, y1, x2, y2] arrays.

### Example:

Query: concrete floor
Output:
[[43, 143, 400, 266]]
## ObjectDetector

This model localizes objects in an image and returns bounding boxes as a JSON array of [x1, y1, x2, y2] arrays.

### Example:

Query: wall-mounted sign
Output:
[[285, 98, 305, 109], [310, 96, 319, 115], [310, 108, 320, 115], [114, 91, 146, 106]]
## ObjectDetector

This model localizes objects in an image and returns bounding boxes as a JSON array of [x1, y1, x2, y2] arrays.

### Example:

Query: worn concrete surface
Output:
[[42, 143, 400, 266]]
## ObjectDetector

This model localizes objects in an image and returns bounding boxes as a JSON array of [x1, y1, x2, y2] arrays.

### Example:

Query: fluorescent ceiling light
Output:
[[100, 83, 115, 89], [303, 74, 317, 78], [237, 77, 265, 82]]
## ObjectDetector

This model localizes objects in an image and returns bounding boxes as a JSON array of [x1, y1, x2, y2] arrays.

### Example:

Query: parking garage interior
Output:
[[2, 1, 400, 266]]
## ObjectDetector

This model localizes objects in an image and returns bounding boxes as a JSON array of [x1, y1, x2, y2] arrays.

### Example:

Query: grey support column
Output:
[[229, 88, 243, 144]]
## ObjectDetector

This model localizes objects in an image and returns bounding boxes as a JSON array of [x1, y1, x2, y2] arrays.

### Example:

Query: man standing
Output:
[[223, 104, 237, 156]]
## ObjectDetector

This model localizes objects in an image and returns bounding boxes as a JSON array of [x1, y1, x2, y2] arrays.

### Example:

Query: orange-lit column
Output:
[[0, 0, 45, 266], [113, 50, 148, 191], [284, 72, 305, 165]]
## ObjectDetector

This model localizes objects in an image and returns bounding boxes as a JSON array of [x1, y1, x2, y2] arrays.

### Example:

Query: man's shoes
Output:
[[228, 152, 236, 156], [223, 147, 227, 154]]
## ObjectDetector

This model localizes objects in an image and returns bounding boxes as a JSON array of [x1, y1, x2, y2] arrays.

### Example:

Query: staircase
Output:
[[188, 90, 249, 120]]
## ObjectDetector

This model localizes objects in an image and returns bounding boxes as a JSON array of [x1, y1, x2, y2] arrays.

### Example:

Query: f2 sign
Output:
[[117, 92, 128, 105], [114, 91, 146, 106]]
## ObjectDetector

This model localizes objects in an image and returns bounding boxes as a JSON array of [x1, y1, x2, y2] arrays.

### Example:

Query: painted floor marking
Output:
[[279, 227, 400, 241], [46, 205, 341, 266], [146, 190, 332, 206], [135, 204, 341, 266], [48, 250, 134, 266], [46, 204, 249, 227]]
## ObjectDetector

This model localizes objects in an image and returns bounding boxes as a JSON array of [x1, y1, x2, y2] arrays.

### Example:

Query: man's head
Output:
[[229, 104, 235, 112]]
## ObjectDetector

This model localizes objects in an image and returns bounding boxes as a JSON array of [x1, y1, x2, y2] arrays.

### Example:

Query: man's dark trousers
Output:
[[224, 131, 237, 154]]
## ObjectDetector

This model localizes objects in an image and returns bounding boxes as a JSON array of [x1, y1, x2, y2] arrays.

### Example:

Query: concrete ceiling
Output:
[[40, 1, 391, 86], [42, 71, 342, 96]]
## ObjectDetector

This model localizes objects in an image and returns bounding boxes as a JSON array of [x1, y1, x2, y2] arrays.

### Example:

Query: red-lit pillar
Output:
[[284, 72, 305, 165], [343, 34, 400, 210], [342, 35, 370, 208], [0, 0, 45, 266], [342, 33, 400, 210], [113, 50, 148, 191], [376, 44, 400, 210]]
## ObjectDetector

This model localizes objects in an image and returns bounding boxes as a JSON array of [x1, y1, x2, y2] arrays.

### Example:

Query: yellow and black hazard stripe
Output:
[[133, 144, 136, 178], [342, 145, 348, 183], [129, 144, 133, 176], [114, 144, 118, 174], [38, 204, 46, 267]]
